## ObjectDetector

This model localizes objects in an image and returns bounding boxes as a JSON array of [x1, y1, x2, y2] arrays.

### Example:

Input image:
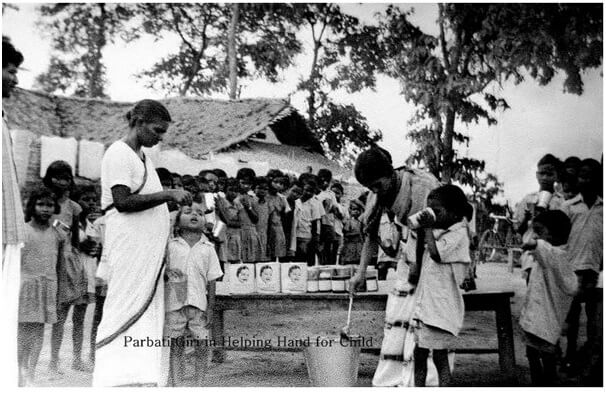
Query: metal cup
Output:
[[407, 208, 435, 229], [536, 190, 553, 209], [213, 220, 226, 238]]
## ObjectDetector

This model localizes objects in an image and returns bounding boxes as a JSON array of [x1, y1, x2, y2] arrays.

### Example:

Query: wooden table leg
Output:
[[211, 308, 225, 363], [495, 297, 515, 377]]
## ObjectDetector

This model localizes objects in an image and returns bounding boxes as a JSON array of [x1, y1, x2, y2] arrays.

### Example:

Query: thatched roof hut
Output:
[[4, 88, 355, 199]]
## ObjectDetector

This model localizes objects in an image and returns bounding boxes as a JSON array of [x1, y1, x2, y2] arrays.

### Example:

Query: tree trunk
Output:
[[441, 106, 456, 184], [90, 3, 107, 98], [307, 41, 321, 129], [228, 3, 239, 100]]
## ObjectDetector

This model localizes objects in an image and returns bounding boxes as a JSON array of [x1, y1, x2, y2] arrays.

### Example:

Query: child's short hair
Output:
[[560, 170, 578, 186], [212, 169, 227, 179], [255, 176, 269, 189], [236, 168, 256, 181], [533, 210, 572, 246], [181, 174, 198, 192], [71, 184, 98, 202], [298, 172, 316, 187], [156, 167, 173, 187], [237, 266, 249, 277], [224, 178, 240, 192], [427, 184, 469, 219], [317, 168, 332, 183], [25, 187, 61, 222], [42, 160, 74, 190], [274, 176, 289, 187], [260, 265, 273, 275], [288, 265, 301, 276], [266, 169, 284, 180], [537, 153, 562, 173], [564, 156, 581, 171]]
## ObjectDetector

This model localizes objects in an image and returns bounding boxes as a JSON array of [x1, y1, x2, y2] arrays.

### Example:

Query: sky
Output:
[[2, 2, 603, 204]]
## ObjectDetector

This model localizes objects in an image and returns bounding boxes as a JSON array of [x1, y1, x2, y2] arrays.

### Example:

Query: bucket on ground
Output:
[[303, 336, 362, 386]]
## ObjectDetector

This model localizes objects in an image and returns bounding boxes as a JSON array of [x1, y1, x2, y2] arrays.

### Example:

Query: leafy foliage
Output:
[[292, 3, 382, 163], [132, 3, 302, 97], [34, 3, 134, 98], [362, 4, 602, 184]]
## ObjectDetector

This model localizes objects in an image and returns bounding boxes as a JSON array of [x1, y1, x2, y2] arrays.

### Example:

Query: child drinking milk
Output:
[[165, 202, 223, 386], [18, 187, 64, 386], [519, 210, 576, 385], [412, 185, 471, 387]]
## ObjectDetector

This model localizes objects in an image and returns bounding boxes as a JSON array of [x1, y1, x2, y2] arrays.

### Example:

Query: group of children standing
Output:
[[156, 167, 369, 270], [17, 161, 373, 386], [16, 152, 602, 387], [514, 154, 603, 385]]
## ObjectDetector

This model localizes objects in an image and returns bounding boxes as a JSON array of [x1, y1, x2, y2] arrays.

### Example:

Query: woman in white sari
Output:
[[93, 100, 191, 387]]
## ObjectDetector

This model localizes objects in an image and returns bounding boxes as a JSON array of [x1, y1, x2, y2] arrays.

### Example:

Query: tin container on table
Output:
[[318, 267, 333, 292], [307, 266, 320, 292], [365, 267, 379, 292], [331, 266, 351, 293]]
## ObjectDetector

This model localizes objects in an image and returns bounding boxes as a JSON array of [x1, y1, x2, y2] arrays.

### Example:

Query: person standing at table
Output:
[[93, 100, 191, 387], [349, 147, 439, 387], [350, 147, 439, 291], [2, 36, 26, 387]]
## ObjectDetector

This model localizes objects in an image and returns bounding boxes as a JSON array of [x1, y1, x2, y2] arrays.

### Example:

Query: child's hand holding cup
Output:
[[407, 208, 435, 229]]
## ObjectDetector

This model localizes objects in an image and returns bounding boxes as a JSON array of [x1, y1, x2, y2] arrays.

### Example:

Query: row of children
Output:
[[156, 166, 372, 270], [514, 154, 602, 385]]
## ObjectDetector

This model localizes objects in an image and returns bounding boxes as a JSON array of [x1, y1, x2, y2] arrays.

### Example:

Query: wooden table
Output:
[[212, 283, 516, 375]]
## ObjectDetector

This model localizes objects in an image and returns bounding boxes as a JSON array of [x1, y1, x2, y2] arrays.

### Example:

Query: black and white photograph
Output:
[[1, 1, 603, 390]]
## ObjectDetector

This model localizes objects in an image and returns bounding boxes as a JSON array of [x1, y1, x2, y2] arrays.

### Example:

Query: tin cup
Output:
[[213, 220, 226, 238], [536, 190, 552, 209], [406, 208, 435, 229]]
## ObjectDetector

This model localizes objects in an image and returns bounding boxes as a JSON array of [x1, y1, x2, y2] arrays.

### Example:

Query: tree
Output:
[[34, 3, 134, 98], [227, 3, 239, 99], [369, 4, 602, 183], [293, 3, 383, 166], [132, 3, 302, 97]]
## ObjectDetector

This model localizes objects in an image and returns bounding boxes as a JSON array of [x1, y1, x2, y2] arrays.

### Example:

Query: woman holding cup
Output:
[[93, 100, 192, 386]]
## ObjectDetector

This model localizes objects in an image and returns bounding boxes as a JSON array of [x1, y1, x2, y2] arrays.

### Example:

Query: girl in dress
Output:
[[42, 160, 88, 374], [254, 177, 271, 262], [341, 199, 365, 264], [267, 175, 290, 261], [236, 172, 261, 263], [18, 187, 63, 385], [216, 179, 243, 263]]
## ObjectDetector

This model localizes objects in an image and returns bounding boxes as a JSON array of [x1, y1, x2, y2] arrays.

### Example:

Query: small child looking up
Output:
[[519, 210, 576, 386], [164, 202, 223, 386], [412, 185, 471, 387]]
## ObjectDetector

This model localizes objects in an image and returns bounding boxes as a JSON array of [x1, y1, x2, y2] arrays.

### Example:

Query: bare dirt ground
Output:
[[30, 262, 589, 387]]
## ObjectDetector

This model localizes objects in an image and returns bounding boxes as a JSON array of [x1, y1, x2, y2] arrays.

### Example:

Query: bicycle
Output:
[[477, 213, 522, 264]]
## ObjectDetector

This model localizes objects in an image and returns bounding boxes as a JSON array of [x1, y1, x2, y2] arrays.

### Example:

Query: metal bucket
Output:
[[303, 336, 362, 386]]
